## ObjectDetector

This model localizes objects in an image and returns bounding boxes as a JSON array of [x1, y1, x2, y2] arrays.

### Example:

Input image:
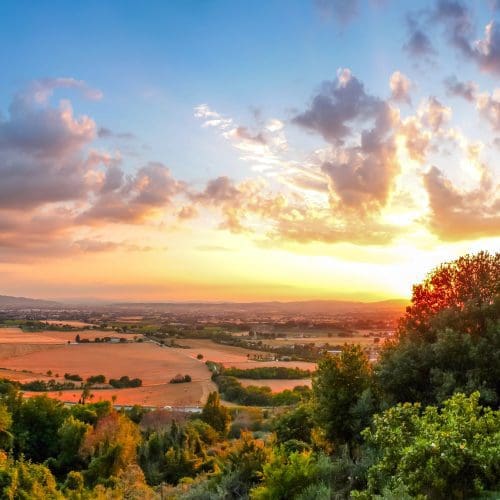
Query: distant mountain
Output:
[[111, 298, 409, 316], [0, 295, 61, 309]]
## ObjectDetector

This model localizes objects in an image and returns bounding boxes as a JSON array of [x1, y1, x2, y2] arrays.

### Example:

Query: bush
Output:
[[214, 375, 309, 406], [21, 380, 76, 391], [356, 392, 500, 498], [64, 373, 82, 382], [86, 374, 106, 385], [169, 374, 192, 384], [109, 376, 142, 388], [223, 366, 312, 379]]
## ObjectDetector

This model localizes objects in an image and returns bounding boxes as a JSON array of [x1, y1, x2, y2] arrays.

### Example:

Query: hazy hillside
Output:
[[0, 295, 60, 309], [111, 298, 409, 316]]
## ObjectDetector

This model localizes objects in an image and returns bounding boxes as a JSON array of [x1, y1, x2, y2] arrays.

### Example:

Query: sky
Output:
[[0, 0, 499, 303]]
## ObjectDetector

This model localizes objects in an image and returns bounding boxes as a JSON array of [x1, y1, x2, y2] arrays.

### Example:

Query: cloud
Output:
[[17, 78, 103, 105], [430, 2, 500, 75], [420, 96, 451, 132], [321, 130, 399, 213], [177, 205, 198, 220], [476, 88, 500, 130], [0, 83, 103, 209], [390, 71, 412, 103], [193, 176, 241, 204], [0, 85, 96, 159], [403, 1, 471, 63], [74, 239, 153, 253], [423, 165, 500, 241], [188, 172, 403, 246], [444, 75, 477, 101], [195, 104, 289, 175], [268, 211, 400, 245], [294, 69, 401, 214], [403, 13, 436, 59], [0, 209, 79, 262], [432, 0, 472, 53], [314, 0, 359, 25], [98, 127, 135, 140], [397, 116, 432, 163], [194, 104, 233, 130], [229, 126, 267, 145], [469, 21, 500, 73], [293, 68, 385, 144], [80, 162, 186, 224]]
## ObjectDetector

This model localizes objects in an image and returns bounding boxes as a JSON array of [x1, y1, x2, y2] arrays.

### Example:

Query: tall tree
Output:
[[377, 251, 500, 406], [201, 392, 231, 435], [399, 251, 499, 341], [312, 345, 373, 450]]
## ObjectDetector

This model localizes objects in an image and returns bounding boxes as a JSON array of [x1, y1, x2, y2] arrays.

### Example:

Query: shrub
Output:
[[86, 374, 106, 385], [169, 374, 192, 384], [109, 376, 142, 389], [356, 392, 500, 498], [224, 366, 312, 379]]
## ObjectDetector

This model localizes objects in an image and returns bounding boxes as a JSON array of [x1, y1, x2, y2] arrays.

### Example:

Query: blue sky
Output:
[[1, 0, 497, 181], [0, 0, 498, 300]]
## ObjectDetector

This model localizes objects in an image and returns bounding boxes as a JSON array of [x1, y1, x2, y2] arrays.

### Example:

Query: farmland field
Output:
[[263, 334, 388, 347], [0, 329, 325, 405], [0, 327, 141, 344], [44, 320, 93, 328]]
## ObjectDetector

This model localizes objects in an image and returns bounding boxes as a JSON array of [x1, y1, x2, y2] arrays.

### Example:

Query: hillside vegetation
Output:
[[0, 251, 497, 499]]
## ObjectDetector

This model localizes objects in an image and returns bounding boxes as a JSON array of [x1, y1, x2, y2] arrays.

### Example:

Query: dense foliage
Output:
[[223, 366, 312, 379], [377, 251, 500, 408], [356, 392, 500, 498], [108, 375, 142, 388], [215, 374, 310, 406], [0, 251, 496, 498]]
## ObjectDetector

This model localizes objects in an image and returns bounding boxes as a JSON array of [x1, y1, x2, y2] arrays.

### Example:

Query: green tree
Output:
[[63, 471, 84, 494], [399, 251, 499, 341], [273, 404, 313, 444], [312, 345, 373, 450], [13, 395, 68, 462], [356, 392, 500, 499], [201, 392, 231, 435], [0, 403, 13, 450], [54, 415, 90, 475], [138, 420, 208, 486], [376, 251, 500, 407], [0, 454, 63, 499], [250, 449, 333, 500]]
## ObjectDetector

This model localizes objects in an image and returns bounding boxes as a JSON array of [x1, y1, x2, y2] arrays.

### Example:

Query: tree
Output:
[[13, 395, 68, 462], [399, 251, 499, 341], [356, 392, 500, 498], [273, 404, 314, 444], [0, 454, 62, 499], [250, 449, 334, 500], [138, 420, 208, 486], [376, 251, 500, 407], [63, 471, 84, 494], [312, 345, 373, 450], [54, 415, 90, 475], [0, 403, 12, 450], [201, 392, 231, 435], [79, 412, 141, 484]]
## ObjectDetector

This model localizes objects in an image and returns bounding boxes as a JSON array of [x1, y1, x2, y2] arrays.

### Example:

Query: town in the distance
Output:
[[0, 295, 404, 409]]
